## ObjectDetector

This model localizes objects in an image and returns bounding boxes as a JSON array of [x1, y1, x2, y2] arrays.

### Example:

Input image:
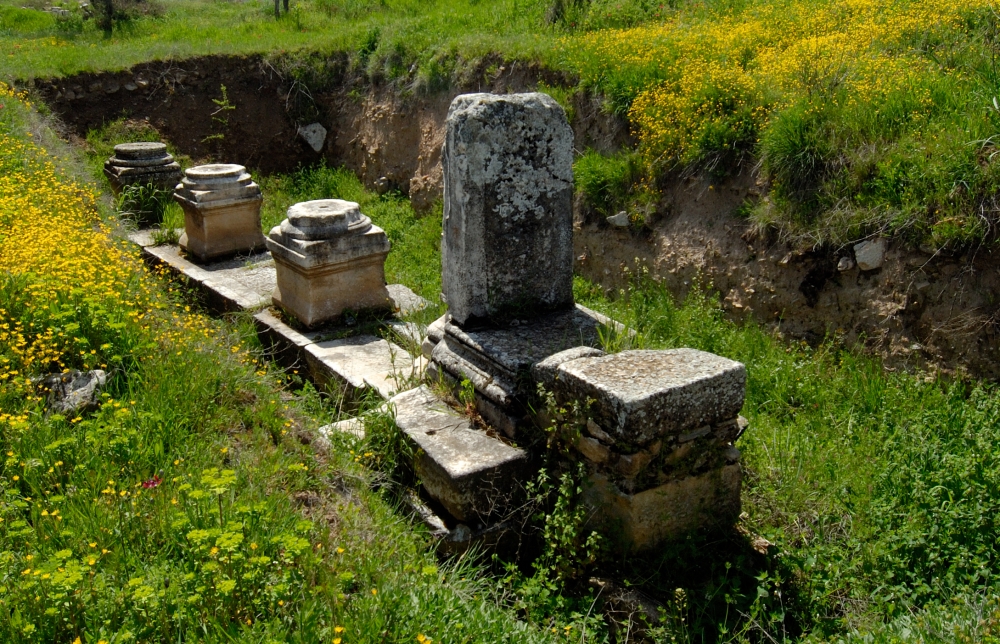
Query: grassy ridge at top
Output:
[[0, 0, 555, 80], [6, 0, 1000, 249]]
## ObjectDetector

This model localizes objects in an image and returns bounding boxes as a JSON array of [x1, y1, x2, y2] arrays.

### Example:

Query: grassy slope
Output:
[[6, 1, 1000, 640]]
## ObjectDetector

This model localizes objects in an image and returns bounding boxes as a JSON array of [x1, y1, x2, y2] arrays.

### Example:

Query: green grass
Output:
[[35, 82, 1000, 642], [568, 273, 1000, 640]]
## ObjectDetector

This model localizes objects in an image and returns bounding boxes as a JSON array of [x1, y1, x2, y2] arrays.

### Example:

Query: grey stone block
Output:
[[441, 93, 574, 325], [391, 386, 529, 522], [553, 348, 746, 445], [39, 370, 107, 415], [432, 304, 613, 407], [532, 346, 606, 391], [305, 335, 415, 403], [583, 464, 742, 552]]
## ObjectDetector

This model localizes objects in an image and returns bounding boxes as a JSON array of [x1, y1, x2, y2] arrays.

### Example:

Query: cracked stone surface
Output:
[[441, 93, 574, 325], [553, 348, 746, 445], [391, 386, 529, 522]]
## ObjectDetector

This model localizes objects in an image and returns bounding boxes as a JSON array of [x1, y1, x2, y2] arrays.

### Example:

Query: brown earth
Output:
[[32, 54, 1000, 379]]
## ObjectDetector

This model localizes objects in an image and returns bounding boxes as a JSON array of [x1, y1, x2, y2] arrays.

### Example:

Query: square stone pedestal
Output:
[[266, 199, 392, 328], [174, 164, 265, 262]]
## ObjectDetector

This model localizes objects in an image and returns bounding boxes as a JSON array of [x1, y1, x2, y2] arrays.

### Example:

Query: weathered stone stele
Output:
[[266, 199, 392, 328], [174, 164, 265, 262], [551, 348, 747, 444], [441, 93, 575, 326], [103, 142, 182, 195]]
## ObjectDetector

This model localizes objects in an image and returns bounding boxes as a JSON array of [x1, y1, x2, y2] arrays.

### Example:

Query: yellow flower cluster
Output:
[[0, 82, 225, 422], [565, 0, 989, 164]]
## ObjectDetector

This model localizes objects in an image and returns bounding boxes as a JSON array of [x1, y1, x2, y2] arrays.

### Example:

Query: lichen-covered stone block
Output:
[[441, 93, 575, 325], [391, 386, 530, 522], [553, 348, 746, 445]]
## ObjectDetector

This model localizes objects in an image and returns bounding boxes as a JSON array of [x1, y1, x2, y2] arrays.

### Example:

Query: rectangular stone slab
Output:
[[553, 348, 746, 444], [253, 310, 325, 369], [306, 335, 416, 403], [141, 244, 274, 313], [391, 386, 529, 522]]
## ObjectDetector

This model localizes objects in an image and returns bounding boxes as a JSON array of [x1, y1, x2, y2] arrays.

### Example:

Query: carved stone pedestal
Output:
[[174, 164, 265, 262], [265, 199, 391, 328], [103, 142, 181, 196]]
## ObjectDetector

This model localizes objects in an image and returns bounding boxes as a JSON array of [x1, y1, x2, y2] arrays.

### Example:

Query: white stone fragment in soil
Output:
[[853, 238, 887, 271], [297, 122, 327, 152]]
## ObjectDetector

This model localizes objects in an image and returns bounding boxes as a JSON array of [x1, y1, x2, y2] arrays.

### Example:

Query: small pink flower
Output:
[[142, 475, 162, 489]]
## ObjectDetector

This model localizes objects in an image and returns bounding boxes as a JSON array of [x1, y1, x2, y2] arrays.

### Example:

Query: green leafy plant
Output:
[[115, 181, 170, 226], [202, 84, 236, 144]]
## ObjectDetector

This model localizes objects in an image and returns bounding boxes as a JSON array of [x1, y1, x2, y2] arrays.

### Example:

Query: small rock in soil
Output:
[[38, 370, 107, 415], [297, 122, 327, 152], [577, 436, 610, 463], [606, 211, 630, 228], [853, 238, 886, 271], [837, 256, 855, 272]]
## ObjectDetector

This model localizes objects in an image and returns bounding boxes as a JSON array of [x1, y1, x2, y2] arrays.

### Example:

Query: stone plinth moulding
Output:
[[173, 164, 265, 262], [103, 142, 182, 196], [265, 199, 392, 328]]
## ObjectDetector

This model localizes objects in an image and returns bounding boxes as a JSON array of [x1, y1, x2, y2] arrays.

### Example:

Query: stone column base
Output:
[[177, 197, 265, 262], [271, 252, 392, 328]]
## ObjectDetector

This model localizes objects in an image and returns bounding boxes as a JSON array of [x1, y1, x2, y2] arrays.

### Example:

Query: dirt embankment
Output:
[[34, 55, 1000, 379]]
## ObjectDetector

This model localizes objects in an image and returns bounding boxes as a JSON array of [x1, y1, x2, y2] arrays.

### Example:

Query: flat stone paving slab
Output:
[[254, 310, 425, 403], [391, 385, 529, 522], [141, 243, 275, 313], [307, 335, 417, 402]]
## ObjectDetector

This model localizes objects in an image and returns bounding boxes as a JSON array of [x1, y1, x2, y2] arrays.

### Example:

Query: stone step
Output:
[[254, 311, 425, 404], [306, 335, 418, 402], [390, 386, 530, 523]]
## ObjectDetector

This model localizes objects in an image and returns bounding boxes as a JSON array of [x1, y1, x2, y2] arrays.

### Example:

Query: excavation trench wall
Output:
[[36, 55, 1000, 379]]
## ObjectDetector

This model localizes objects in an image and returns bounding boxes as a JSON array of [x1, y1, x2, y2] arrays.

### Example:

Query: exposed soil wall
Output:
[[34, 55, 1000, 379]]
